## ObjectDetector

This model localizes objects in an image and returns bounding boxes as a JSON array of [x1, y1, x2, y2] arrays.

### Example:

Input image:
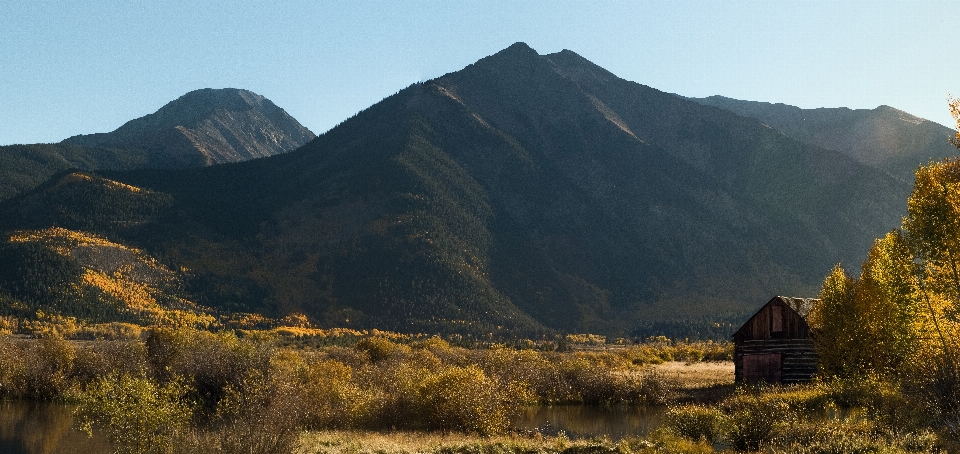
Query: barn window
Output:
[[771, 304, 783, 333], [743, 353, 782, 383]]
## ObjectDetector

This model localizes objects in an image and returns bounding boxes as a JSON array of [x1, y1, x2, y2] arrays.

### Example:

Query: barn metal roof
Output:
[[775, 296, 818, 319], [732, 295, 820, 339]]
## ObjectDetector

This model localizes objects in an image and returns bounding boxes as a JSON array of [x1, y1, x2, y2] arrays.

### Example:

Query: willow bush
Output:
[[75, 374, 193, 454], [0, 334, 76, 399], [664, 405, 727, 444]]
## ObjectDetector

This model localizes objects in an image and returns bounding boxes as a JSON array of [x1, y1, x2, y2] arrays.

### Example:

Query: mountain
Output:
[[0, 43, 912, 337], [689, 95, 957, 182], [62, 88, 316, 167], [0, 89, 315, 202]]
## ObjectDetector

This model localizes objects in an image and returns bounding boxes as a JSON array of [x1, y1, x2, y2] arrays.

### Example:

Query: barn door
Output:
[[742, 353, 782, 384]]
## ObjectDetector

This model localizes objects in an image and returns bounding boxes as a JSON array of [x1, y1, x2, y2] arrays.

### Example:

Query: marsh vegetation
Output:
[[0, 327, 733, 453], [0, 321, 956, 453]]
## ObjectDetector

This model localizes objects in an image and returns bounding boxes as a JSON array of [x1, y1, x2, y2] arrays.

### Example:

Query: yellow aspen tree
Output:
[[811, 232, 922, 378], [854, 231, 923, 375], [898, 101, 960, 426], [904, 157, 960, 300], [809, 264, 858, 377]]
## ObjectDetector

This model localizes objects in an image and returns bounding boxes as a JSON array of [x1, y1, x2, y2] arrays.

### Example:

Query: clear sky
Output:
[[2, 1, 958, 145]]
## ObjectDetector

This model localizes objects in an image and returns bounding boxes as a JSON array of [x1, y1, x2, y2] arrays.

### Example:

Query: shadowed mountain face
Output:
[[0, 143, 150, 202], [62, 88, 316, 167], [0, 44, 913, 337], [690, 95, 956, 182]]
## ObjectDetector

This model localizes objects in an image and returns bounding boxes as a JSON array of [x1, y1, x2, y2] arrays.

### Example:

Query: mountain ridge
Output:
[[689, 95, 956, 182]]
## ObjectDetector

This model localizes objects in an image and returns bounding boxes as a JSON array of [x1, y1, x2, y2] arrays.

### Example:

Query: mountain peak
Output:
[[874, 105, 926, 125], [500, 42, 538, 56], [543, 48, 617, 85], [166, 88, 268, 116], [62, 88, 315, 167], [467, 42, 542, 71]]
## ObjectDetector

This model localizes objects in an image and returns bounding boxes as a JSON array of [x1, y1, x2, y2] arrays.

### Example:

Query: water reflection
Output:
[[513, 405, 666, 440], [1, 401, 666, 451], [0, 401, 112, 454]]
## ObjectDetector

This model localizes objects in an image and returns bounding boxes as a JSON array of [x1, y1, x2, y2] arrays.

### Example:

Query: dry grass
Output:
[[650, 361, 733, 389], [297, 430, 616, 454], [299, 431, 505, 454], [648, 361, 735, 404]]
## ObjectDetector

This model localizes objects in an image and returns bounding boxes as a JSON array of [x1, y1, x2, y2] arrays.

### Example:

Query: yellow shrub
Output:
[[417, 365, 511, 434]]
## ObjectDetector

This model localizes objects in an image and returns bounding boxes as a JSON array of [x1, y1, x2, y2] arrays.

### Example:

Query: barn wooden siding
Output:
[[734, 339, 817, 384], [733, 296, 819, 384]]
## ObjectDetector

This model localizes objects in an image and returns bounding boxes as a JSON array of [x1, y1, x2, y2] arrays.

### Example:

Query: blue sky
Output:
[[2, 1, 958, 145]]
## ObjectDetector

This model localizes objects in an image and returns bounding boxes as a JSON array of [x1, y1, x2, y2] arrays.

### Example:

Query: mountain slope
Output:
[[0, 173, 212, 326], [0, 143, 148, 202], [690, 95, 956, 182], [0, 44, 911, 337]]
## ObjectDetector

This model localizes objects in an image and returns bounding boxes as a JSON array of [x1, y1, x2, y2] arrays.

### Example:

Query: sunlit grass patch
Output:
[[296, 430, 717, 454]]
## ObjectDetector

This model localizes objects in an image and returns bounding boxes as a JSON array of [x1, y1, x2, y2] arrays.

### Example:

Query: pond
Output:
[[512, 405, 666, 439], [0, 401, 663, 452], [0, 401, 112, 454]]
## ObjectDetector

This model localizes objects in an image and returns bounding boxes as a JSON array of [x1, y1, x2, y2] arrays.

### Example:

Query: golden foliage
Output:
[[82, 269, 215, 328], [812, 100, 960, 430], [76, 374, 192, 454], [810, 232, 924, 377], [10, 227, 118, 255], [8, 227, 217, 329], [55, 172, 144, 194]]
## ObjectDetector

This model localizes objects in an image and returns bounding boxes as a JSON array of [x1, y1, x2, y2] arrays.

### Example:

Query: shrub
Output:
[[771, 419, 945, 454], [210, 367, 303, 454], [665, 404, 727, 443], [23, 333, 76, 399], [298, 357, 377, 428], [722, 390, 791, 451], [0, 338, 25, 397], [355, 336, 409, 362], [417, 364, 513, 434], [75, 374, 193, 454], [145, 328, 271, 412], [558, 356, 658, 404], [71, 340, 149, 384], [816, 375, 922, 429], [642, 429, 718, 454]]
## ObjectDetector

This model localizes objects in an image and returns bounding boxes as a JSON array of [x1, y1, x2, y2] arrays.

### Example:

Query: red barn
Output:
[[733, 296, 819, 384]]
